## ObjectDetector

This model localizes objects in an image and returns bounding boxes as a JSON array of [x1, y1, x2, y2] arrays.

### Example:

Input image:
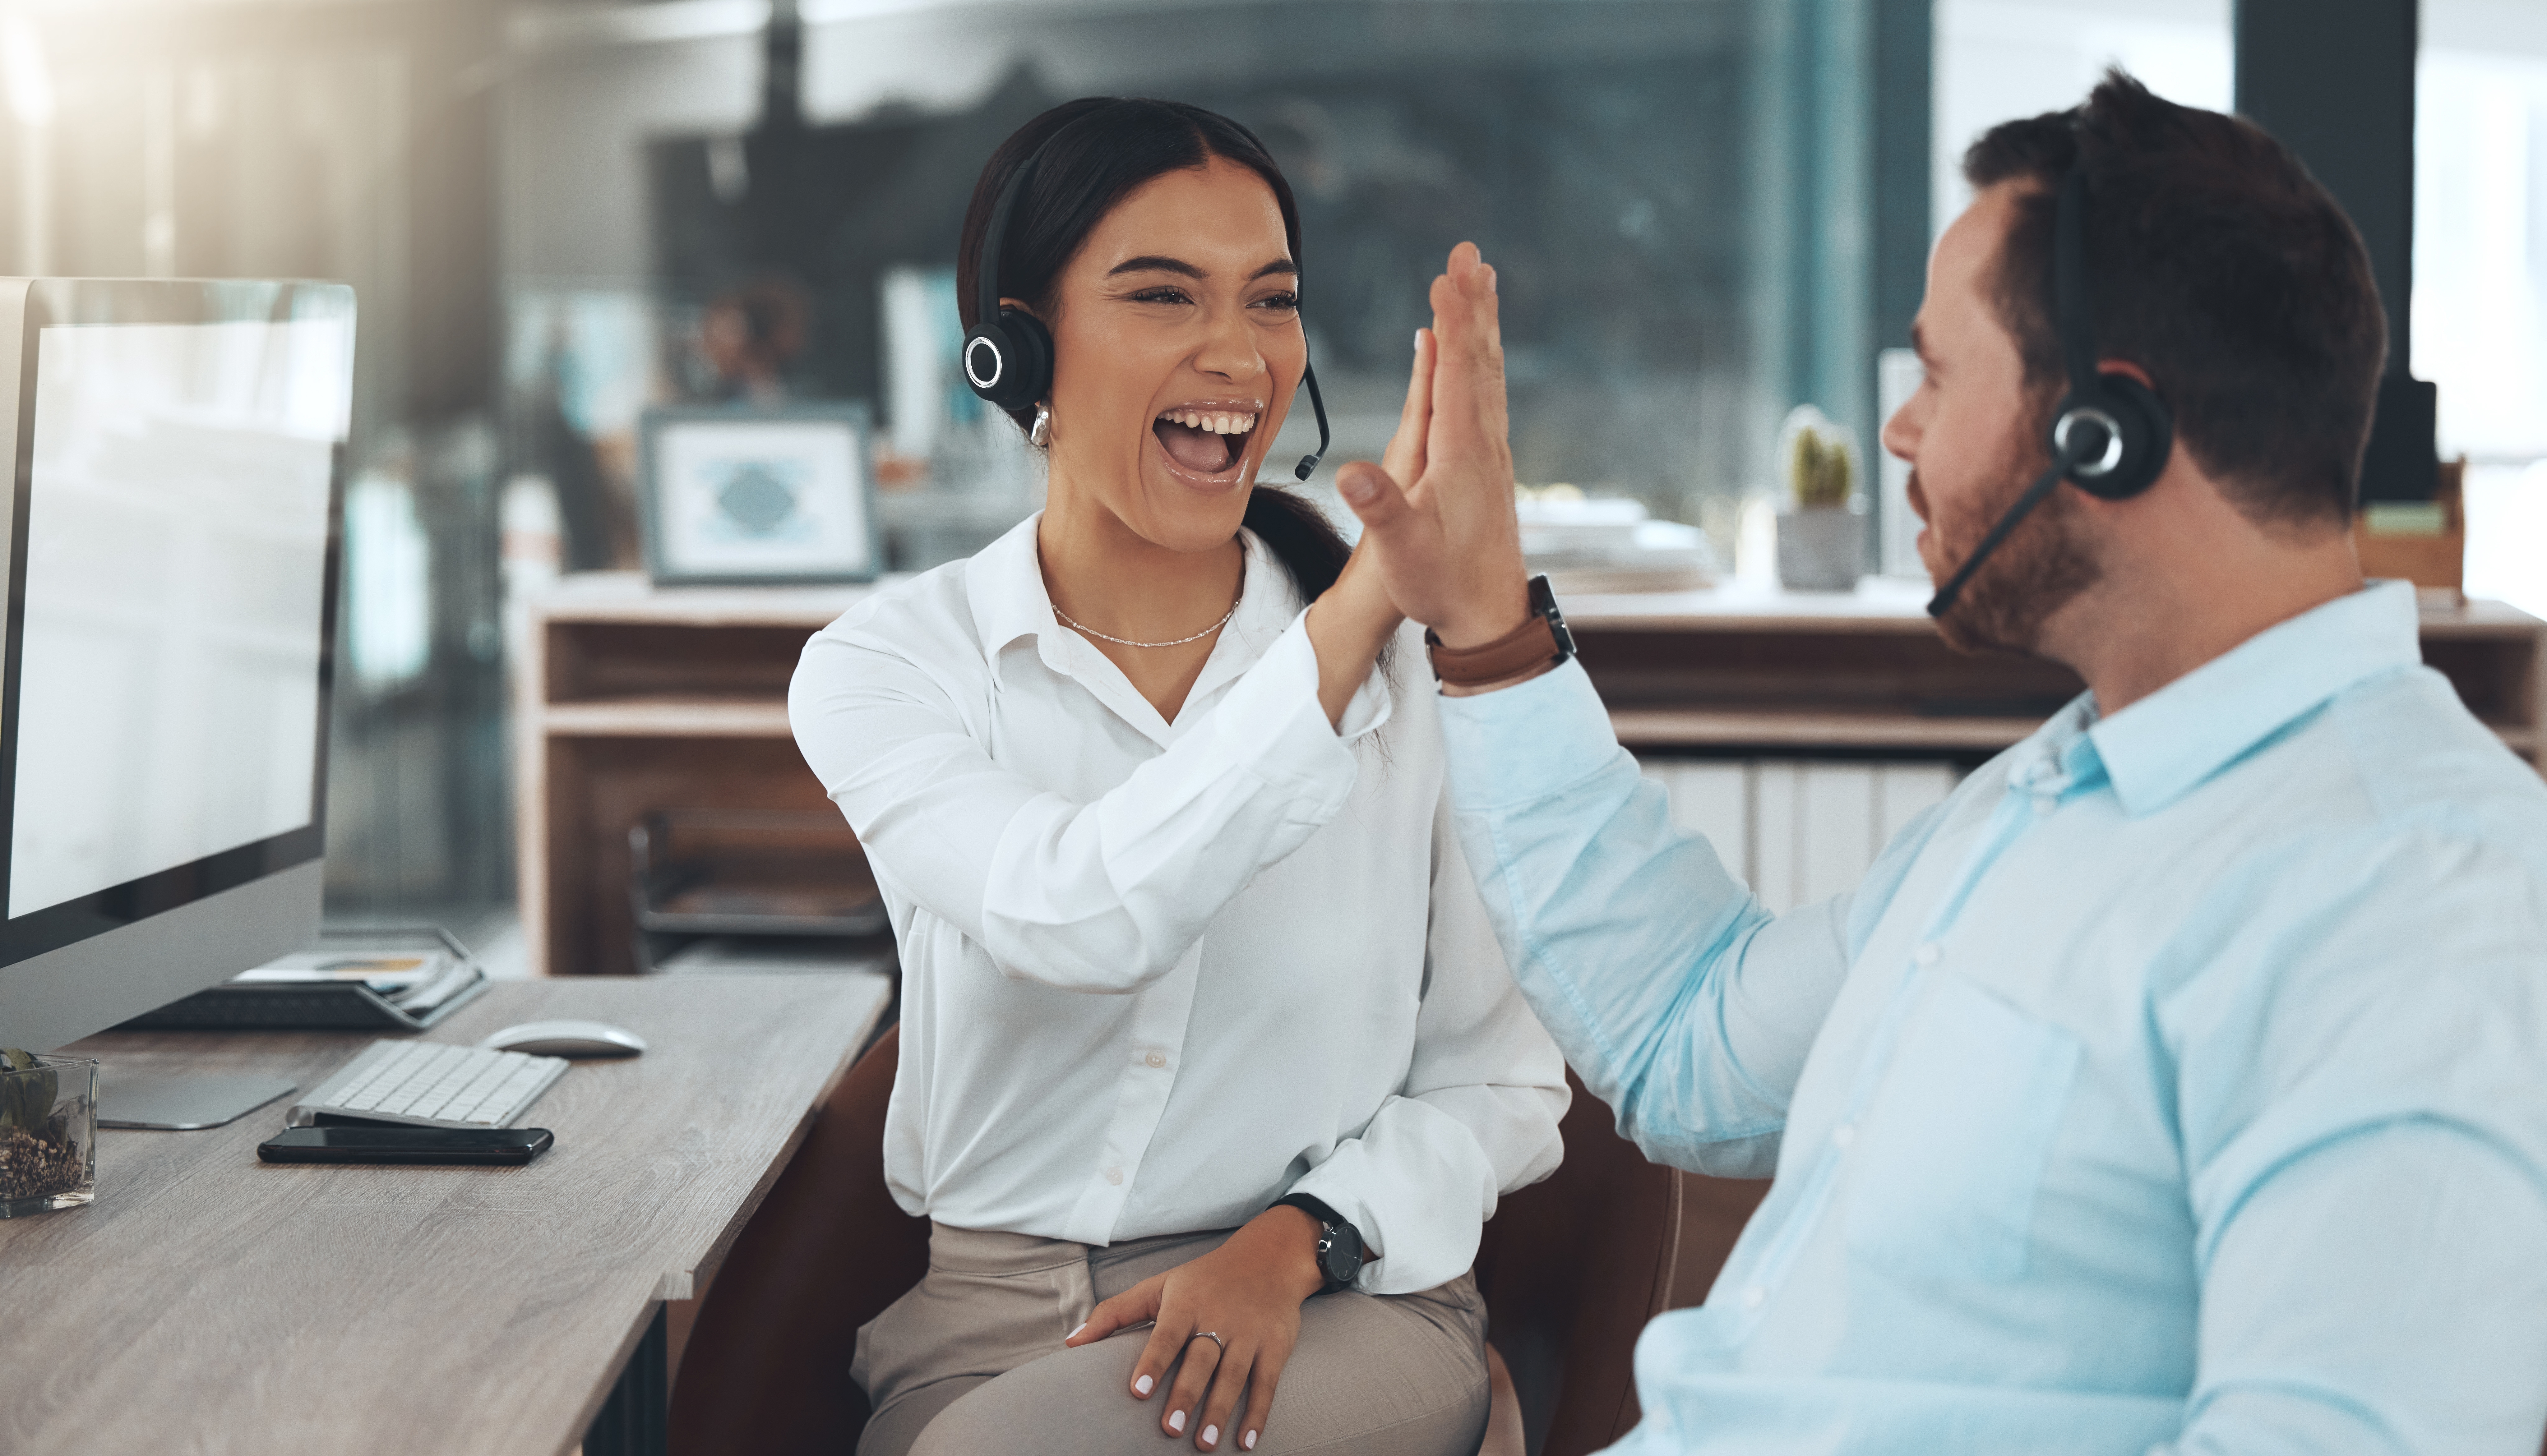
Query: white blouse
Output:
[[788, 514, 1567, 1295]]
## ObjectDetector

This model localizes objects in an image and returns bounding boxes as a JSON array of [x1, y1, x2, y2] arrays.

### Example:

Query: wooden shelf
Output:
[[533, 700, 2540, 757], [540, 700, 795, 738], [515, 574, 2547, 974], [538, 699, 2062, 754], [525, 570, 878, 627], [1610, 709, 2045, 753]]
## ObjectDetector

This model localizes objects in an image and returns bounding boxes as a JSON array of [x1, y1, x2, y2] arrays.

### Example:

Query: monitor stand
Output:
[[99, 1074, 297, 1131]]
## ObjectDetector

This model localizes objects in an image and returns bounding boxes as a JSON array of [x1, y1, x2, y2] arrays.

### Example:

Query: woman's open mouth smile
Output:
[[1150, 403, 1261, 488]]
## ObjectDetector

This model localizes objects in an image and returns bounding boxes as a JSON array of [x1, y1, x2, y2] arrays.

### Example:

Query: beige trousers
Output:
[[852, 1222, 1490, 1456]]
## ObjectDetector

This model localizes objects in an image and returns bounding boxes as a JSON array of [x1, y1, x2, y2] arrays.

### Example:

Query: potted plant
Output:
[[1774, 405, 1866, 592], [0, 1047, 95, 1217]]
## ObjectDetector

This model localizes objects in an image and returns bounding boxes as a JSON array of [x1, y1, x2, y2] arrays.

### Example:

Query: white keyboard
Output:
[[284, 1039, 568, 1130]]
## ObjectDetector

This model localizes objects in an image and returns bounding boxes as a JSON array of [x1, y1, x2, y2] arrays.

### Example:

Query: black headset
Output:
[[960, 118, 1333, 482], [1925, 160, 2174, 618]]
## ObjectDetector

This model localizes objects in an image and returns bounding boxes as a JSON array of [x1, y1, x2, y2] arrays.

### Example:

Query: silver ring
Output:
[[1186, 1330, 1225, 1354]]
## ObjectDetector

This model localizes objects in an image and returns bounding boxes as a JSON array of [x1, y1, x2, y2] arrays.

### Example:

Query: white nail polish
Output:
[[1067, 1323, 1086, 1341], [1243, 1432, 1258, 1451], [1203, 1425, 1219, 1447], [1135, 1375, 1154, 1396], [1414, 330, 1423, 352], [1169, 1410, 1187, 1434]]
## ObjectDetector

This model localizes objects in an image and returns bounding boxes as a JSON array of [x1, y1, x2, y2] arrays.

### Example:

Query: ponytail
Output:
[[1241, 486, 1350, 604]]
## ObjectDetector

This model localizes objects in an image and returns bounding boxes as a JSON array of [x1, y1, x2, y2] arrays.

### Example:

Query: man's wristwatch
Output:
[[1273, 1193, 1367, 1294], [1424, 574, 1576, 687]]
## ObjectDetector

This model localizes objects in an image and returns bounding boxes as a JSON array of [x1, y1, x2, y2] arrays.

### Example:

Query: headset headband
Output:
[[976, 122, 1068, 332], [2053, 165, 2099, 398]]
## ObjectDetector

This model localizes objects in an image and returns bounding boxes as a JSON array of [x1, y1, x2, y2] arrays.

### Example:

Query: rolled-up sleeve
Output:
[[1287, 792, 1570, 1294], [1435, 660, 1854, 1177], [790, 607, 1389, 995]]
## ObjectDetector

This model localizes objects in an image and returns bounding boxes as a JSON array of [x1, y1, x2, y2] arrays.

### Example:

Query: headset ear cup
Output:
[[962, 309, 1056, 415], [962, 322, 1018, 407], [2072, 375, 2173, 500]]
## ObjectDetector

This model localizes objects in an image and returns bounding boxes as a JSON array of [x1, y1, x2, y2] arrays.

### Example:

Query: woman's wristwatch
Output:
[[1423, 575, 1577, 688], [1272, 1193, 1367, 1293]]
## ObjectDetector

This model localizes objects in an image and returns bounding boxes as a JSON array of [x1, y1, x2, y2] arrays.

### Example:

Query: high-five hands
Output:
[[1336, 243, 1533, 657], [1300, 307, 1438, 724], [1064, 1203, 1337, 1452]]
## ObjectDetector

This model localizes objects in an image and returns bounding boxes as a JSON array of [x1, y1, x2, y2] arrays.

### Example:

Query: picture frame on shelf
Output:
[[637, 403, 881, 585]]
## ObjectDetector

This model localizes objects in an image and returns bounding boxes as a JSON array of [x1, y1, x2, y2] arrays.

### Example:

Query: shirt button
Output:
[[1105, 1167, 1123, 1186], [1741, 1286, 1767, 1310], [1832, 1124, 1857, 1149], [1145, 1050, 1166, 1068], [1913, 942, 1941, 969]]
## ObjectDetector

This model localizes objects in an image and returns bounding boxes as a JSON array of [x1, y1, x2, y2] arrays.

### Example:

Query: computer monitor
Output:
[[0, 279, 351, 1070]]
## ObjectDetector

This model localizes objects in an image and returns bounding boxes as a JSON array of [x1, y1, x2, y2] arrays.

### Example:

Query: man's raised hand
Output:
[[1336, 242, 1531, 650]]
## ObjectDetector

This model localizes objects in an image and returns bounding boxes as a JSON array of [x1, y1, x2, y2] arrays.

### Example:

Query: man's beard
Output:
[[1914, 422, 2102, 656]]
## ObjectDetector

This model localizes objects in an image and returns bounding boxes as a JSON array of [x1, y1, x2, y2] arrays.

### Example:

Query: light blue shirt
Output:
[[1438, 582, 2547, 1454]]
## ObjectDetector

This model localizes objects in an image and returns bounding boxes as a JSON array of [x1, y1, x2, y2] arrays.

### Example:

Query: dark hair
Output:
[[957, 97, 1352, 606], [1962, 69, 2387, 529]]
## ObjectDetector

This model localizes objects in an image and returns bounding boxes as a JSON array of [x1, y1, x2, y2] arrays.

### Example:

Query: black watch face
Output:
[[1320, 1225, 1362, 1285]]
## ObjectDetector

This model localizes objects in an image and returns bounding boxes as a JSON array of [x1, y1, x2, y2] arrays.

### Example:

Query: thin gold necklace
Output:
[[1053, 595, 1240, 648]]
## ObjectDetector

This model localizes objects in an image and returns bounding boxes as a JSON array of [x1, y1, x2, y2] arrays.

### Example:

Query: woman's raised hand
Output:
[[1302, 325, 1433, 728], [1381, 325, 1437, 489], [1062, 1204, 1331, 1451]]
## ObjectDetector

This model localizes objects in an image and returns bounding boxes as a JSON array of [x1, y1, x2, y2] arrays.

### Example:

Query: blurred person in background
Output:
[[788, 99, 1566, 1456]]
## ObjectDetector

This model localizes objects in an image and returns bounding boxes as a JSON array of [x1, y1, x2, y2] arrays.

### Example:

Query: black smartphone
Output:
[[257, 1126, 554, 1166]]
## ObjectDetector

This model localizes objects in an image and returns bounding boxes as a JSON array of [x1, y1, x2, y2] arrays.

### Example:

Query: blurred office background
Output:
[[0, 0, 2537, 943]]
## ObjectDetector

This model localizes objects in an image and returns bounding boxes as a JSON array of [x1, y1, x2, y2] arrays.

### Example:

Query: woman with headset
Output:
[[787, 99, 1567, 1456]]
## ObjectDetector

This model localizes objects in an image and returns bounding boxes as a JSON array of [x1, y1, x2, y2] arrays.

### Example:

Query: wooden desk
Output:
[[519, 572, 2547, 972], [0, 974, 892, 1456], [1565, 577, 2547, 759]]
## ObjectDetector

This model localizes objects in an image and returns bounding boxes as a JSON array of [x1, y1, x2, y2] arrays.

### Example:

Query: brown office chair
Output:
[[671, 1035, 1770, 1456], [670, 1022, 929, 1454], [1471, 1071, 1768, 1456]]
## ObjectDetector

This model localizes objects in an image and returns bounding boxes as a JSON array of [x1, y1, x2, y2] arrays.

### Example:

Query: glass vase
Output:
[[0, 1056, 97, 1217]]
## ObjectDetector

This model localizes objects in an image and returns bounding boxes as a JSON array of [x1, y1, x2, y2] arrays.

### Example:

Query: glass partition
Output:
[[502, 0, 1889, 574]]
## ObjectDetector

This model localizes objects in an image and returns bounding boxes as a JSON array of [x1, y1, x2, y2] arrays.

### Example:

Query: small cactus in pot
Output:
[[1774, 405, 1867, 591]]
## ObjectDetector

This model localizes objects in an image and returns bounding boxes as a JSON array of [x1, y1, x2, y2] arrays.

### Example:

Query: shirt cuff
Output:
[[1204, 610, 1384, 809], [1328, 619, 1396, 744], [1436, 657, 1618, 811]]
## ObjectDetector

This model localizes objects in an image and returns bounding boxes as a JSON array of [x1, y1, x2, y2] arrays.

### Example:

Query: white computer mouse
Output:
[[479, 1019, 649, 1058]]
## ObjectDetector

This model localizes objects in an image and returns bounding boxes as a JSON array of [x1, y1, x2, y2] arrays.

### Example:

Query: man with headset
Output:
[[1338, 71, 2547, 1453]]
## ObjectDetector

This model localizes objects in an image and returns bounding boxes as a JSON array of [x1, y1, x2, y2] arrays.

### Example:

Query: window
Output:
[[2420, 0, 2547, 615]]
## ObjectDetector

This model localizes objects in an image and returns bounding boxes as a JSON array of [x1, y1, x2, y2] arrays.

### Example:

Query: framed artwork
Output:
[[637, 404, 881, 585]]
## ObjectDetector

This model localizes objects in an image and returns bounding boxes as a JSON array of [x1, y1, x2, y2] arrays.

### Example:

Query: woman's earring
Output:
[[1030, 403, 1052, 448]]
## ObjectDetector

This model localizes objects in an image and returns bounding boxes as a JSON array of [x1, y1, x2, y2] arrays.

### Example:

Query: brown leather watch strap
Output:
[[1426, 612, 1562, 687]]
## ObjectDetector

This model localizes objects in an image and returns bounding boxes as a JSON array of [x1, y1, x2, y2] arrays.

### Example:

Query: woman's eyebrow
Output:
[[1107, 255, 1206, 279], [1103, 256, 1300, 282]]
